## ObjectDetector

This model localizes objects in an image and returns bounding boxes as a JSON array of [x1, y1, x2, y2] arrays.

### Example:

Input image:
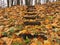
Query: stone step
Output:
[[25, 12, 37, 15], [24, 21, 41, 25], [23, 15, 39, 19], [27, 6, 36, 9], [27, 9, 36, 12], [19, 33, 47, 40]]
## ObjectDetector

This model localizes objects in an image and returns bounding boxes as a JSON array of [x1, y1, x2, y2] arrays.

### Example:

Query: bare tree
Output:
[[7, 0, 13, 7], [6, 0, 59, 7], [46, 0, 49, 3], [25, 0, 30, 5], [37, 0, 41, 4], [7, 0, 9, 7], [11, 0, 13, 6], [17, 0, 20, 5], [32, 0, 36, 5], [13, 0, 17, 5], [23, 0, 26, 5]]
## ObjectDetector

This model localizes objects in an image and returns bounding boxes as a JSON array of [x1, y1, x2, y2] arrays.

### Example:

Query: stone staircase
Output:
[[23, 6, 41, 25]]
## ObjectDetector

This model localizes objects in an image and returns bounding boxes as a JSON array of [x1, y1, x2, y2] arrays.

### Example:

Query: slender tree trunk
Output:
[[17, 0, 20, 5], [32, 0, 36, 5], [7, 0, 9, 7], [23, 0, 25, 5], [25, 0, 28, 5], [13, 0, 17, 5], [46, 0, 49, 3], [30, 0, 32, 5], [7, 0, 13, 7], [11, 0, 13, 6], [35, 0, 37, 4], [25, 0, 30, 6]]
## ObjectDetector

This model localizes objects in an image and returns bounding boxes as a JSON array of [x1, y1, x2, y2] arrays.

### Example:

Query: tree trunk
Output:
[[11, 0, 13, 6], [7, 0, 9, 7], [35, 0, 37, 4], [25, 0, 30, 6], [23, 0, 25, 5], [17, 0, 20, 5], [13, 0, 17, 5], [46, 0, 49, 3]]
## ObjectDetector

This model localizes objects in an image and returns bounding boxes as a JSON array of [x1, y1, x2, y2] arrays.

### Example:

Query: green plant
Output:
[[7, 27, 15, 38], [25, 36, 30, 44], [16, 25, 23, 30], [12, 41, 23, 45], [9, 27, 15, 33], [2, 32, 8, 36], [48, 16, 54, 20]]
